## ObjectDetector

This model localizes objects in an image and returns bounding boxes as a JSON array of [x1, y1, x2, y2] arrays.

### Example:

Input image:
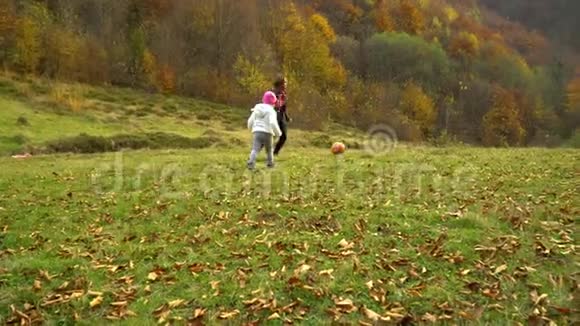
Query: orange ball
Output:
[[331, 142, 346, 155]]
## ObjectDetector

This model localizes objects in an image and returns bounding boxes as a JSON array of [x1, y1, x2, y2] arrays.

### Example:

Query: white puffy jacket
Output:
[[247, 104, 282, 137]]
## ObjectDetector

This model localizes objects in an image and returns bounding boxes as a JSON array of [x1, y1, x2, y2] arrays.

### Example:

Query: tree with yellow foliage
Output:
[[13, 18, 42, 73], [156, 64, 175, 94], [373, 0, 395, 32], [394, 0, 425, 35], [399, 82, 436, 137], [449, 32, 479, 60], [45, 28, 83, 80], [274, 2, 346, 91], [12, 2, 51, 73], [482, 87, 526, 146], [310, 14, 336, 42], [233, 54, 270, 99], [141, 49, 157, 89], [0, 0, 16, 67]]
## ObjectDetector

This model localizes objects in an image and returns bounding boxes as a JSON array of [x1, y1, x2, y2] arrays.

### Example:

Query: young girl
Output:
[[247, 91, 282, 170]]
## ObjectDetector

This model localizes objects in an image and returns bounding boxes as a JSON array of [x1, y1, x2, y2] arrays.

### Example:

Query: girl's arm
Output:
[[247, 111, 255, 130]]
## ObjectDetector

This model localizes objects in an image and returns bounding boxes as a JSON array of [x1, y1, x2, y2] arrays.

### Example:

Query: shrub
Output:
[[49, 84, 86, 112], [42, 132, 222, 154], [16, 116, 29, 126], [429, 130, 462, 147], [563, 129, 580, 148], [365, 32, 451, 90], [162, 103, 178, 113], [309, 134, 332, 148], [196, 112, 212, 121], [45, 133, 112, 153], [0, 134, 29, 146]]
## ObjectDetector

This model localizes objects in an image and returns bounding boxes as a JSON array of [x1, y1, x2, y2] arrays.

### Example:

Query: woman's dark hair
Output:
[[274, 75, 286, 88]]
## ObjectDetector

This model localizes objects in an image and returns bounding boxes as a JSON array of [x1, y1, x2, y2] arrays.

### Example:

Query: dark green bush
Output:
[[42, 132, 222, 154], [16, 116, 29, 126], [309, 134, 332, 148]]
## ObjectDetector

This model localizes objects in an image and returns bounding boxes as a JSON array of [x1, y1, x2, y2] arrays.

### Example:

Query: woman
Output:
[[272, 76, 291, 156]]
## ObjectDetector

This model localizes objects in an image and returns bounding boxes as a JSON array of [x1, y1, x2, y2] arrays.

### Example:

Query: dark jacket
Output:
[[272, 87, 289, 123]]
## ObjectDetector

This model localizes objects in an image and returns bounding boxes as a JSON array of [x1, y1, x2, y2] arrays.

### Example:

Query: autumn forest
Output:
[[1, 0, 579, 146]]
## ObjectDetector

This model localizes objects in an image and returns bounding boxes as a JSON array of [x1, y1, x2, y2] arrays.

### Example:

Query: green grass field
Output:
[[0, 75, 578, 324], [1, 147, 578, 324]]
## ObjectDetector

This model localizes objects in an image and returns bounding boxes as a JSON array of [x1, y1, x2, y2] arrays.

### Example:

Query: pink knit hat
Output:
[[262, 91, 277, 106]]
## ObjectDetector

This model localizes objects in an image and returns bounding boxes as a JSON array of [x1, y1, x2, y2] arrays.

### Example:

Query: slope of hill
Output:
[[478, 0, 580, 55], [0, 74, 364, 156]]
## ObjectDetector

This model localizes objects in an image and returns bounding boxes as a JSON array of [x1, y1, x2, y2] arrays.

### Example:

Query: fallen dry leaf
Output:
[[361, 306, 381, 321], [319, 269, 334, 279], [33, 279, 42, 291], [384, 311, 405, 319], [242, 297, 259, 306], [7, 304, 43, 325], [210, 280, 220, 296], [422, 312, 438, 322], [267, 312, 280, 320], [534, 293, 549, 306], [90, 296, 103, 308], [147, 272, 159, 281], [288, 276, 301, 287], [493, 264, 508, 275], [353, 256, 360, 272], [218, 309, 240, 320], [39, 270, 54, 281], [335, 298, 357, 313], [458, 306, 485, 320], [69, 291, 84, 300], [294, 264, 311, 276], [193, 307, 206, 319], [338, 239, 354, 250], [365, 280, 373, 289], [168, 299, 186, 309], [189, 263, 205, 274], [57, 281, 70, 291], [549, 305, 571, 315], [335, 298, 353, 306]]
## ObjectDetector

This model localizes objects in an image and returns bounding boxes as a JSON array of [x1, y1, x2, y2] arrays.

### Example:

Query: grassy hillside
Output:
[[0, 146, 578, 324], [0, 74, 363, 156]]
